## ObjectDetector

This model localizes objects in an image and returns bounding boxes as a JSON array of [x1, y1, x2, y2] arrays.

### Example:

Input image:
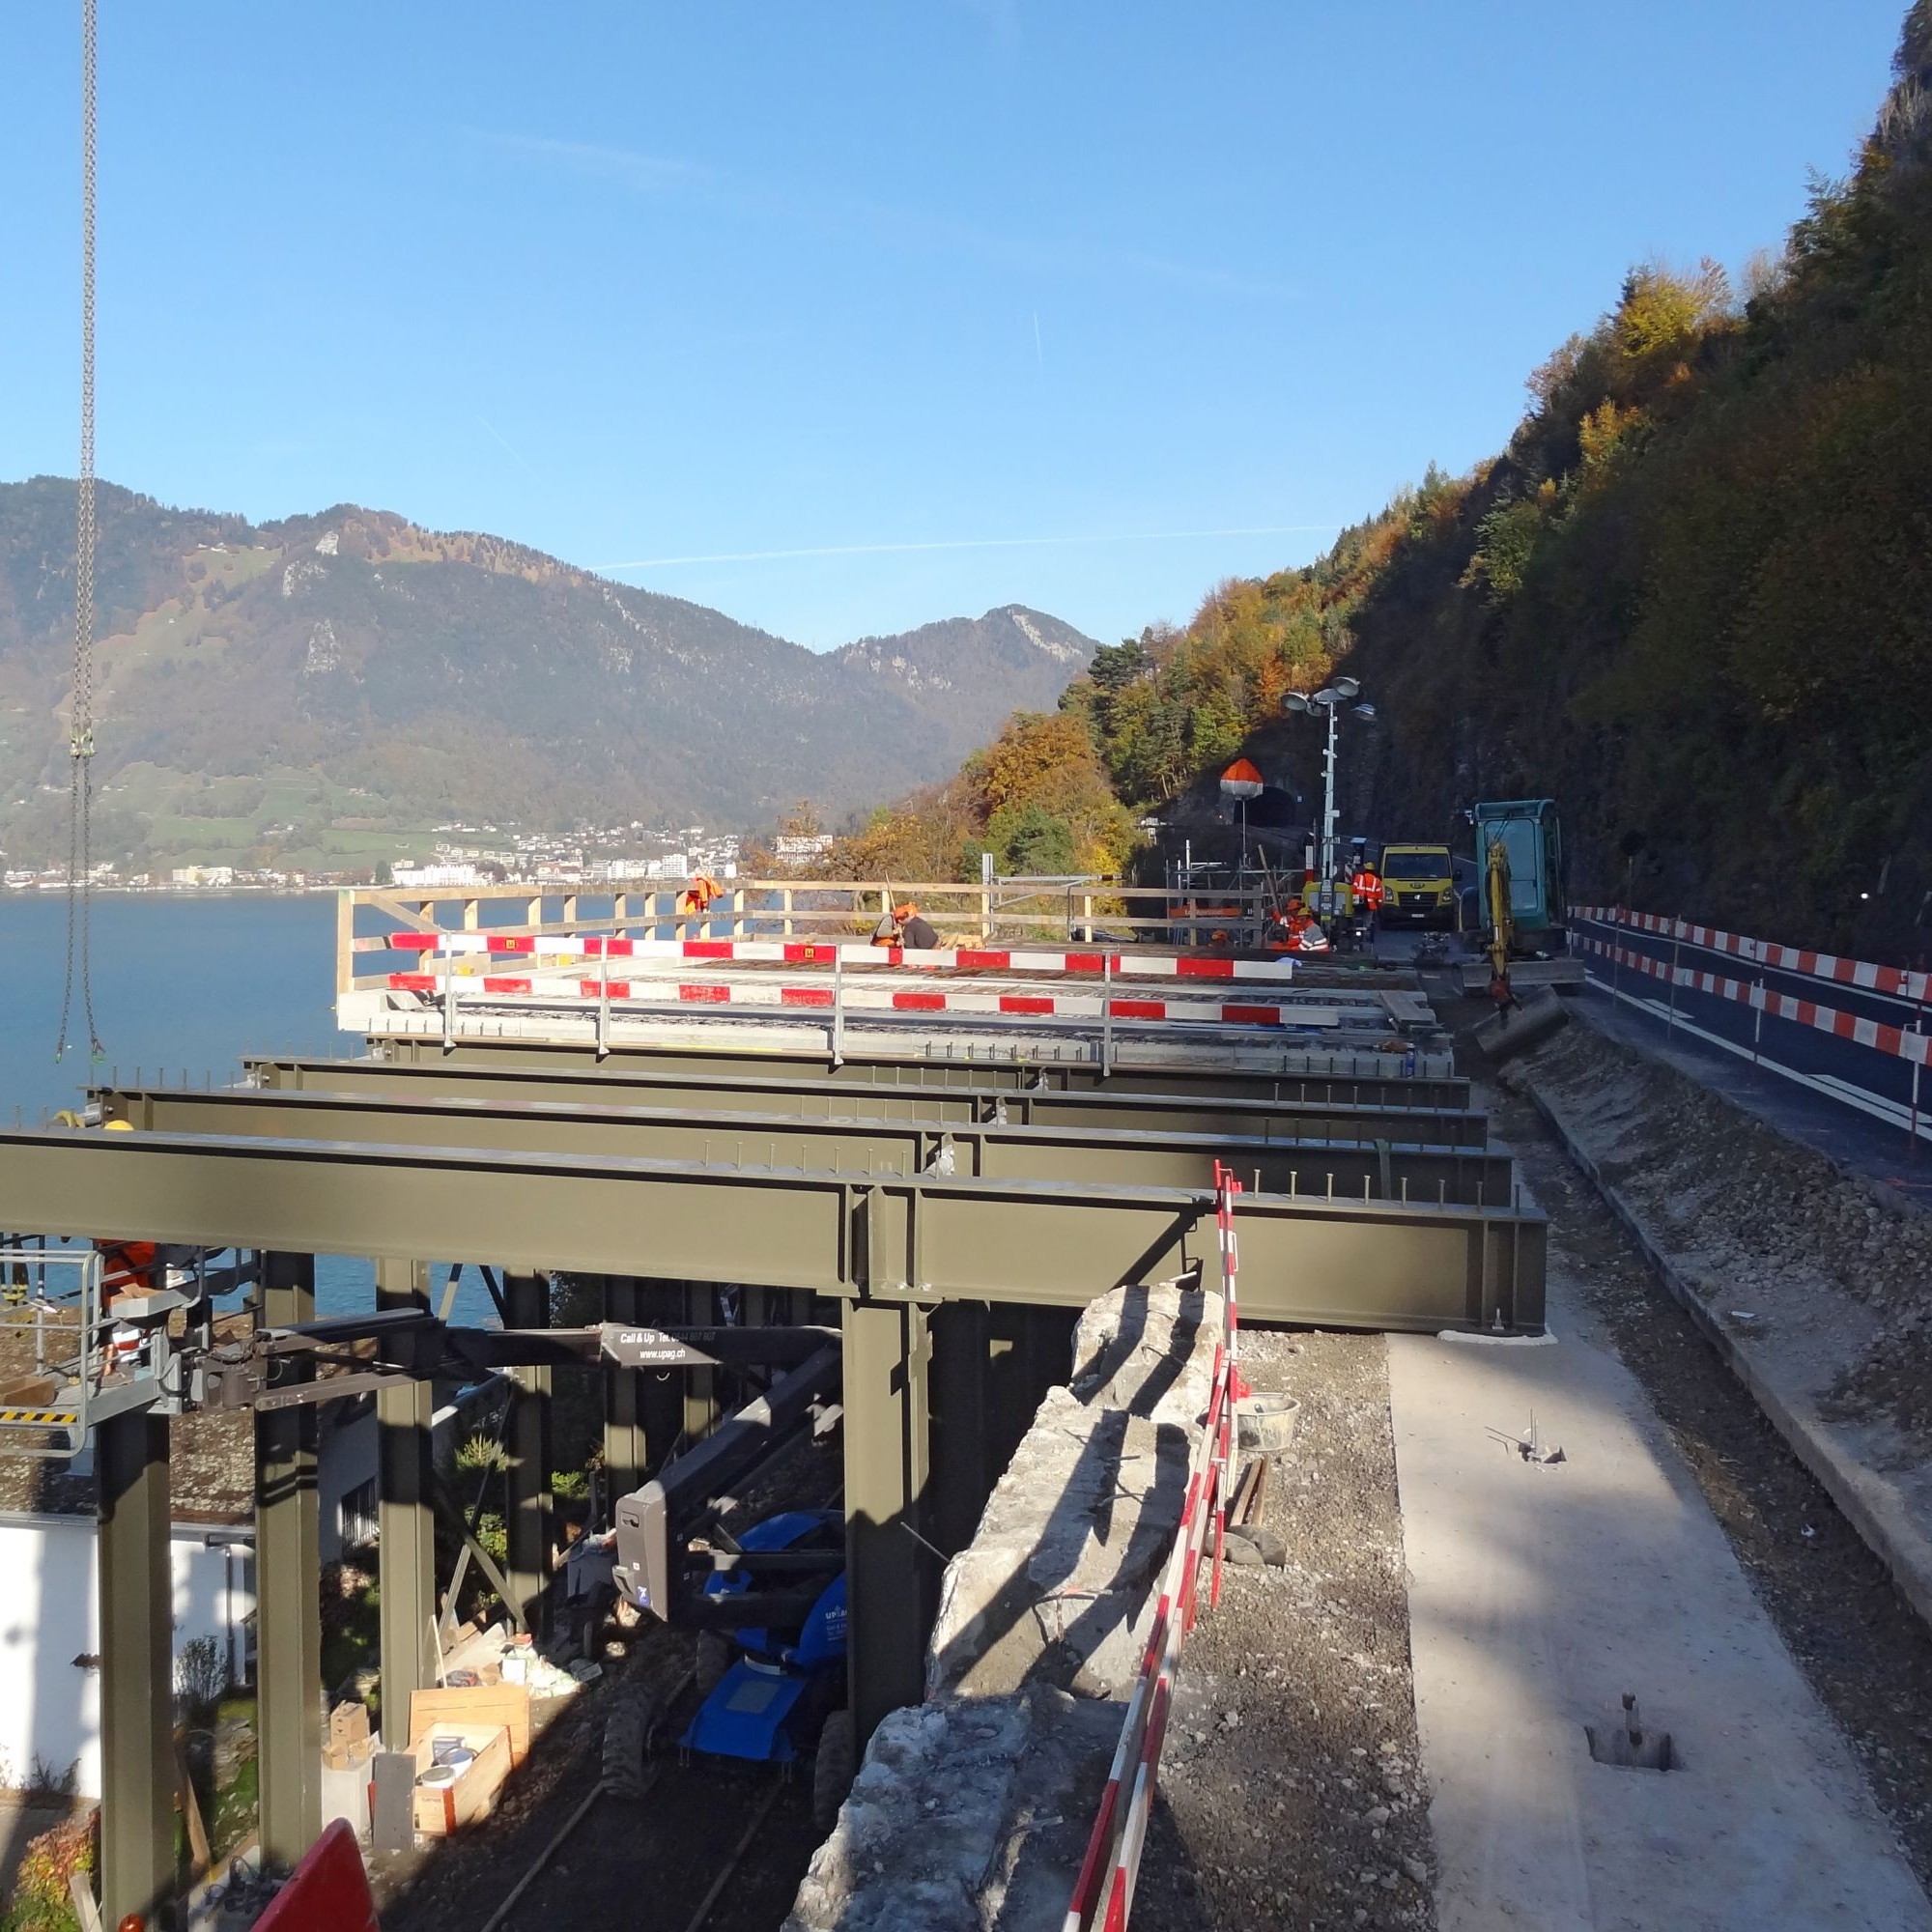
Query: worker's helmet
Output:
[[894, 902, 918, 921]]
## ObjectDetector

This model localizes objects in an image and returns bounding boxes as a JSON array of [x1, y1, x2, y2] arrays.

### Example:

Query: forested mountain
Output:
[[0, 483, 1094, 866], [838, 4, 1932, 962]]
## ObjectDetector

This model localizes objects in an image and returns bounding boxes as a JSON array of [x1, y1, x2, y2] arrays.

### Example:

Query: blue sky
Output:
[[0, 3, 1906, 649]]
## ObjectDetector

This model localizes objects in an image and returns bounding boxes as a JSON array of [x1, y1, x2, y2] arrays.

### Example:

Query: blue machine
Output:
[[680, 1509, 848, 1766]]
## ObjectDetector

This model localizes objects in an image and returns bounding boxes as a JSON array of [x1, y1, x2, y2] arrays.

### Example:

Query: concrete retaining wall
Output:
[[784, 1278, 1222, 1931]]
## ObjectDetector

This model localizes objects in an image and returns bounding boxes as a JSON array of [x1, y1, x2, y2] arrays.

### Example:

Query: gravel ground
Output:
[[1520, 1022, 1932, 1442], [1485, 1042, 1932, 1890], [1134, 1328, 1435, 1932]]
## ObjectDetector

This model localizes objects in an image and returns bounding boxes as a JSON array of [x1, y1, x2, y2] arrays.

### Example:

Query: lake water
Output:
[[0, 891, 495, 1320]]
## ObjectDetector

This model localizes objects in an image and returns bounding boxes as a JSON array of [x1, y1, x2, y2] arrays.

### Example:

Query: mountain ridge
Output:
[[0, 477, 1095, 868]]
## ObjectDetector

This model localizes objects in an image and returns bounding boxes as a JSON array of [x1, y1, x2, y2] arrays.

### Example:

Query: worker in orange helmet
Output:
[[1350, 855, 1384, 939], [1268, 895, 1330, 954], [872, 902, 941, 951]]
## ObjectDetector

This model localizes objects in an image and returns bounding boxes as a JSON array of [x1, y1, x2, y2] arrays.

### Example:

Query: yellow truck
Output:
[[1378, 843, 1457, 927]]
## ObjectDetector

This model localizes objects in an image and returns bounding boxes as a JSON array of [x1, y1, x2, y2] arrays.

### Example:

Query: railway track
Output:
[[478, 1758, 810, 1932]]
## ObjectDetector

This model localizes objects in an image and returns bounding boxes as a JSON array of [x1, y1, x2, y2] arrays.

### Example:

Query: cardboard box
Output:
[[404, 1684, 532, 1838], [410, 1720, 511, 1837]]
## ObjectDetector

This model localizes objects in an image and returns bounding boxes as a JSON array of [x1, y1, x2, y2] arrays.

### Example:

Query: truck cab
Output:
[[1378, 844, 1456, 927]]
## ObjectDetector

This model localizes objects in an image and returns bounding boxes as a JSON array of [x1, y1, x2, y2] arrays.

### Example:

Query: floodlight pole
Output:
[[1321, 700, 1340, 885]]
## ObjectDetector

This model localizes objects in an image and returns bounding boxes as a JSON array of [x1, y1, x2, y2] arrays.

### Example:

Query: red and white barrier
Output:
[[1571, 909, 1931, 1005], [384, 970, 1326, 1032], [1064, 1169, 1243, 1932], [1576, 932, 1932, 1067], [373, 931, 1296, 981]]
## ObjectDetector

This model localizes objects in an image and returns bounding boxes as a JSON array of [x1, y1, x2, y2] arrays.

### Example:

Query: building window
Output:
[[339, 1478, 379, 1551]]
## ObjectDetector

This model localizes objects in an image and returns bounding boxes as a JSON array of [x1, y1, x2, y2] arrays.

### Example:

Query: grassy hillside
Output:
[[844, 5, 1932, 963]]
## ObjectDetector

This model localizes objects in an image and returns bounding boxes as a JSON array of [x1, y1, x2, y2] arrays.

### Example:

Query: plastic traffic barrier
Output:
[[1062, 1168, 1243, 1932], [252, 1820, 380, 1932]]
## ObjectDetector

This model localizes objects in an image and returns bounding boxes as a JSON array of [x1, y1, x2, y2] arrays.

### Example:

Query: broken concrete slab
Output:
[[926, 1279, 1223, 1703], [781, 1688, 1119, 1932], [787, 1280, 1227, 1931]]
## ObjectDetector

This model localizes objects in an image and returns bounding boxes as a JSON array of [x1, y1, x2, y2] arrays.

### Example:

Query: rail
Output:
[[1064, 1165, 1243, 1931], [0, 1243, 102, 1456], [335, 879, 1279, 1000], [1569, 907, 1931, 1152]]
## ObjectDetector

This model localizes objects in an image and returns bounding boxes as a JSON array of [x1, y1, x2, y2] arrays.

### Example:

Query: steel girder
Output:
[[247, 1054, 1491, 1148], [0, 1126, 1545, 1332], [106, 1086, 1514, 1207], [378, 1036, 1471, 1112]]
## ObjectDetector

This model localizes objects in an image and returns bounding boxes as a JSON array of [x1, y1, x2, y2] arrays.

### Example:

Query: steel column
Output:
[[602, 1276, 648, 1501], [97, 1408, 174, 1929], [929, 1301, 992, 1557], [377, 1258, 436, 1748], [503, 1269, 553, 1637], [843, 1301, 934, 1744], [682, 1283, 719, 1443], [255, 1251, 323, 1865]]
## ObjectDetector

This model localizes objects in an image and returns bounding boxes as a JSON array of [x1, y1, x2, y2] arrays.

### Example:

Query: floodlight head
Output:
[[1283, 692, 1311, 714], [1314, 687, 1340, 705], [1352, 702, 1378, 721], [1331, 675, 1360, 699]]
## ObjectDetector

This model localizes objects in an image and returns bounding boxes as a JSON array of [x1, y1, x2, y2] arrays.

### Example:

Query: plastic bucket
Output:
[[1236, 1392, 1299, 1457]]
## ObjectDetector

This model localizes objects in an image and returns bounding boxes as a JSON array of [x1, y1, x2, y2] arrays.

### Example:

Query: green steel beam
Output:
[[844, 1302, 934, 1743], [0, 1127, 1546, 1332], [503, 1270, 553, 1637], [255, 1251, 323, 1864], [97, 1409, 174, 1930], [602, 1275, 649, 1504], [379, 1036, 1470, 1111], [250, 1053, 1490, 1147], [108, 1088, 1510, 1205], [377, 1258, 436, 1749]]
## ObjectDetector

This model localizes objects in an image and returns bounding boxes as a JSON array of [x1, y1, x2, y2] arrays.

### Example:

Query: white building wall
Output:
[[0, 1516, 254, 1799]]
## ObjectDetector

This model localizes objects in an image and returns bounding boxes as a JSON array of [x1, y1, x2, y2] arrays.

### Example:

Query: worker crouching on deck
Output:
[[872, 902, 942, 951], [1267, 896, 1330, 954]]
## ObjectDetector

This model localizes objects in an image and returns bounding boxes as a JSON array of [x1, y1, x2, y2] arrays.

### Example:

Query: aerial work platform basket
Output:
[[0, 1242, 103, 1455]]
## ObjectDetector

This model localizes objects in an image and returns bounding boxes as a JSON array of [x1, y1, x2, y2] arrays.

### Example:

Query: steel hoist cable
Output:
[[57, 0, 102, 1065]]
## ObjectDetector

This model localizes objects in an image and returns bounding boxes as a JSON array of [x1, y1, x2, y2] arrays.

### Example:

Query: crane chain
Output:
[[56, 0, 102, 1064]]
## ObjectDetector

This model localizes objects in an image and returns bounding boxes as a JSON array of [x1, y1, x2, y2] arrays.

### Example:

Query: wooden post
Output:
[[781, 886, 794, 938]]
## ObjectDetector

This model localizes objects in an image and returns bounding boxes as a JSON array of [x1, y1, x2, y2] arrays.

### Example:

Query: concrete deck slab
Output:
[[1390, 1265, 1932, 1932]]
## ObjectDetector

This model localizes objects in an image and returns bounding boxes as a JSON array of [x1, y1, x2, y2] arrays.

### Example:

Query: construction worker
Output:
[[898, 903, 941, 951], [1268, 896, 1330, 954], [96, 1237, 157, 1307], [873, 902, 943, 951], [676, 873, 724, 918], [1350, 855, 1384, 938]]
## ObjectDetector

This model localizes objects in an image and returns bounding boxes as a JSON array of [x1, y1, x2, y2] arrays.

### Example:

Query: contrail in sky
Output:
[[1033, 311, 1044, 370], [592, 525, 1342, 572]]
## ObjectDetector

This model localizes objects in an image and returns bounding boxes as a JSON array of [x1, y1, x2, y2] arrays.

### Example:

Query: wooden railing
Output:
[[335, 878, 1274, 998]]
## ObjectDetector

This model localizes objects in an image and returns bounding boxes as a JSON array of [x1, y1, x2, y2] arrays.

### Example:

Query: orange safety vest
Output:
[[1350, 869, 1384, 911], [98, 1239, 157, 1298], [676, 873, 724, 916]]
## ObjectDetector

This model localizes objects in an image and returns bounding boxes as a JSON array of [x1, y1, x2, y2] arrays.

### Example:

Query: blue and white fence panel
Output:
[[1568, 906, 1932, 1149]]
